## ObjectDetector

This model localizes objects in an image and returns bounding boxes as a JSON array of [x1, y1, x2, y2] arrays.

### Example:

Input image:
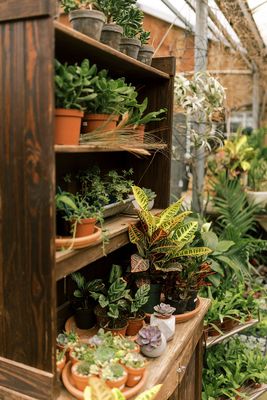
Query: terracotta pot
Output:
[[126, 314, 145, 336], [125, 365, 146, 387], [103, 367, 128, 390], [69, 10, 105, 40], [75, 218, 96, 238], [82, 114, 119, 133], [69, 350, 79, 365], [71, 362, 94, 391], [55, 109, 84, 145], [135, 124, 145, 142], [57, 355, 66, 375], [100, 319, 128, 336], [100, 23, 123, 50]]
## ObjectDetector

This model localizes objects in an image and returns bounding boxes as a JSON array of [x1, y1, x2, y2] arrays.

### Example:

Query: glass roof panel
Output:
[[247, 0, 267, 45]]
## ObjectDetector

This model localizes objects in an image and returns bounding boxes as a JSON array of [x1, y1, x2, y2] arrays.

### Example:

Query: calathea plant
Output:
[[127, 284, 150, 318]]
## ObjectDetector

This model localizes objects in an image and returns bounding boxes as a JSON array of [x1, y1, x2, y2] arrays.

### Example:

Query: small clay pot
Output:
[[120, 37, 141, 59], [126, 314, 145, 336], [69, 10, 105, 40], [125, 365, 146, 387], [56, 355, 66, 375], [82, 114, 119, 133], [71, 362, 93, 391], [137, 45, 154, 65], [100, 23, 123, 50], [75, 217, 96, 238], [55, 109, 84, 145], [103, 367, 128, 390], [100, 319, 128, 336]]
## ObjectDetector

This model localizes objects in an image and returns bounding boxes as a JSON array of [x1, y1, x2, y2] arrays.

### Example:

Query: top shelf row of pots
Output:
[[59, 0, 154, 65]]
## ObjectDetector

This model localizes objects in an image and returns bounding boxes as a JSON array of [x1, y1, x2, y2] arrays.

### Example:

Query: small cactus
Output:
[[153, 303, 176, 318]]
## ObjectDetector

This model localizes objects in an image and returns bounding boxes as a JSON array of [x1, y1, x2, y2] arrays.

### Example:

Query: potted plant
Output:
[[71, 360, 99, 391], [128, 186, 211, 312], [97, 0, 133, 50], [71, 272, 105, 329], [55, 190, 102, 238], [55, 58, 97, 145], [56, 331, 79, 352], [126, 283, 150, 336], [83, 72, 135, 133], [61, 0, 105, 40], [247, 159, 267, 207], [101, 363, 128, 390], [137, 30, 154, 65], [56, 349, 66, 375], [117, 6, 143, 59], [91, 265, 131, 335], [150, 303, 176, 341], [69, 343, 91, 364], [121, 352, 146, 387], [136, 325, 166, 358]]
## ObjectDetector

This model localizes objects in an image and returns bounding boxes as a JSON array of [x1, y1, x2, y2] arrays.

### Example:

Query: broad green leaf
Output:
[[162, 211, 192, 232], [132, 185, 149, 210], [157, 198, 184, 226], [201, 231, 219, 251], [178, 246, 212, 257], [128, 224, 144, 244], [172, 221, 198, 243], [215, 240, 235, 253]]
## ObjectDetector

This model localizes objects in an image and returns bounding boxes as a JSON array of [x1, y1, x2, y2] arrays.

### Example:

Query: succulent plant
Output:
[[102, 363, 126, 381], [153, 303, 176, 318], [76, 360, 97, 376], [123, 352, 146, 369], [136, 326, 162, 351], [56, 331, 79, 347], [56, 349, 65, 362]]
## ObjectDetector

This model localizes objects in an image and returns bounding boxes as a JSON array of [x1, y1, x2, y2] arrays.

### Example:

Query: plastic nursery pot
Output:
[[186, 291, 198, 311], [126, 313, 145, 336], [74, 307, 96, 330], [82, 114, 119, 133], [125, 365, 146, 387], [71, 362, 94, 392], [55, 109, 84, 145], [120, 37, 141, 59], [100, 319, 128, 336], [103, 367, 128, 390], [142, 284, 162, 314], [167, 298, 187, 315], [69, 10, 105, 40], [100, 23, 123, 50], [75, 217, 96, 238], [137, 45, 154, 65]]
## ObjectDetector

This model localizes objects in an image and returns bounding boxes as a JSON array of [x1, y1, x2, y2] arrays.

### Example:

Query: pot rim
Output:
[[69, 9, 105, 22]]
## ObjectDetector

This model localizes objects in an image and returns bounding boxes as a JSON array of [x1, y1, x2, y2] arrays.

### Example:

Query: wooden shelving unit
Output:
[[206, 319, 259, 348], [247, 384, 267, 400], [54, 143, 168, 153]]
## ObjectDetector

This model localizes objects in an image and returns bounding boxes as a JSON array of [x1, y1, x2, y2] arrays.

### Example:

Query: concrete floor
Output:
[[259, 393, 267, 399]]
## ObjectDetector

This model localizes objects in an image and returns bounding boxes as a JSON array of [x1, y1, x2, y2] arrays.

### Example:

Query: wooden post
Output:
[[252, 68, 260, 130], [192, 0, 208, 213]]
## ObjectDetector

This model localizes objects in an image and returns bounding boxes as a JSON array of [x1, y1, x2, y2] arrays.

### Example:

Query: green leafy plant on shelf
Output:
[[60, 0, 99, 13], [116, 5, 143, 38], [248, 159, 267, 192], [139, 30, 151, 45], [96, 0, 136, 23], [55, 58, 97, 110], [126, 283, 150, 318], [126, 97, 167, 128], [71, 272, 105, 309]]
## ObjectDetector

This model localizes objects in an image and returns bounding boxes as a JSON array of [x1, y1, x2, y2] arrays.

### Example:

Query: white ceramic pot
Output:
[[150, 315, 176, 342], [246, 191, 267, 207], [140, 333, 166, 358]]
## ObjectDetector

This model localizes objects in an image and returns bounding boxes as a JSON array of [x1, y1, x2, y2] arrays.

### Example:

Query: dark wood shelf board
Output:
[[56, 210, 161, 280], [206, 319, 259, 348], [55, 143, 167, 153], [54, 22, 170, 80]]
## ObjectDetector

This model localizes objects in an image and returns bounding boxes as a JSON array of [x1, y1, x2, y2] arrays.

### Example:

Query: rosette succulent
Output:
[[153, 303, 176, 318], [123, 352, 146, 369], [136, 326, 162, 351]]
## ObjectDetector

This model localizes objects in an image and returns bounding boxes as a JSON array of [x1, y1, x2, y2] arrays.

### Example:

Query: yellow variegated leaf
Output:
[[128, 224, 144, 244], [87, 377, 116, 400], [177, 246, 212, 257], [157, 198, 184, 227], [161, 211, 192, 232], [132, 185, 149, 210], [135, 385, 162, 400], [172, 221, 198, 242], [138, 209, 156, 237]]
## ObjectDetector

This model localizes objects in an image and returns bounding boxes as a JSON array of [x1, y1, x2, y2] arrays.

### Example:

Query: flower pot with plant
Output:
[[101, 363, 128, 390], [71, 272, 105, 329], [69, 343, 91, 364], [56, 349, 66, 375], [98, 0, 133, 49], [56, 331, 79, 353], [128, 186, 211, 312], [247, 159, 267, 207], [71, 360, 99, 391], [82, 72, 134, 133], [91, 265, 132, 335], [56, 190, 102, 238], [117, 6, 143, 59], [150, 303, 176, 341], [55, 59, 97, 145], [61, 0, 105, 40], [126, 283, 150, 336], [137, 30, 154, 65], [121, 352, 147, 387], [136, 325, 166, 358]]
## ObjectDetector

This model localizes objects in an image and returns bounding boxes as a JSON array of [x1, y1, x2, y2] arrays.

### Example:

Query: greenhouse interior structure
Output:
[[1, 0, 267, 399]]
